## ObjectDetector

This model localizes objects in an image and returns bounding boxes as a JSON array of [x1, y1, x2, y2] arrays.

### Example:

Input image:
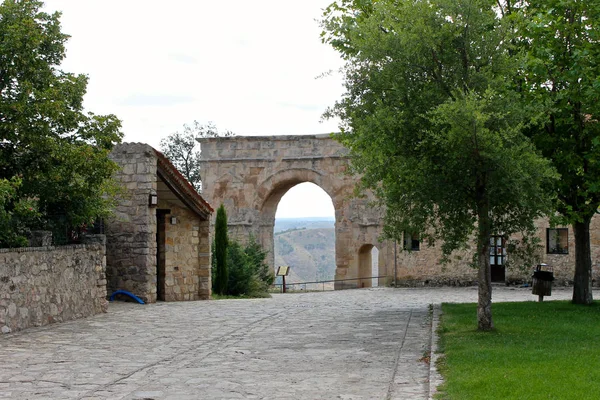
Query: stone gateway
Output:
[[199, 135, 389, 288]]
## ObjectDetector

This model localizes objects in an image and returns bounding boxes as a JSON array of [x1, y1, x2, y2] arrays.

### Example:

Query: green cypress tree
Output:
[[213, 204, 229, 295]]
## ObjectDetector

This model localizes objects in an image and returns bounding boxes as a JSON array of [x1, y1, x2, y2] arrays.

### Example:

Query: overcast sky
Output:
[[42, 0, 342, 219]]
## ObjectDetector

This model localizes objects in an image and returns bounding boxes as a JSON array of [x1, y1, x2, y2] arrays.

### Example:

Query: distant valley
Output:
[[273, 217, 335, 283]]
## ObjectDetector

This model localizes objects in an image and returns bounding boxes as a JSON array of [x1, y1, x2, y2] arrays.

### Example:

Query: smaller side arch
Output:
[[357, 244, 375, 288], [356, 244, 382, 288]]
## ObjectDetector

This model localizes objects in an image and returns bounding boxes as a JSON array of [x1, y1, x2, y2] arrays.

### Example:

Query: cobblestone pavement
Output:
[[1, 286, 594, 400]]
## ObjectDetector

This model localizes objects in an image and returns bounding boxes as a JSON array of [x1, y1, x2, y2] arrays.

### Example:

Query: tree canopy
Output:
[[516, 0, 600, 304], [0, 0, 122, 245], [159, 121, 233, 191], [322, 0, 557, 330]]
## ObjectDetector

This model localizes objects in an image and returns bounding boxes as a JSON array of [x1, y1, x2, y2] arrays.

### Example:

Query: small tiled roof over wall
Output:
[[153, 148, 213, 219]]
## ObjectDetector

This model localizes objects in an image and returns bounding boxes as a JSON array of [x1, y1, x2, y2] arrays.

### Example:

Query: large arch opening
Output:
[[272, 182, 336, 289]]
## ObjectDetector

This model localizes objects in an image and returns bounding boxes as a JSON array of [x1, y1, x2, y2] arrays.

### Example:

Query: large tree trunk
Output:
[[572, 216, 593, 304], [477, 200, 494, 331]]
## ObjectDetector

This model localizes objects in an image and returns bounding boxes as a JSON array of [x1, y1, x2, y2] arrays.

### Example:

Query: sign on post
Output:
[[276, 266, 290, 293]]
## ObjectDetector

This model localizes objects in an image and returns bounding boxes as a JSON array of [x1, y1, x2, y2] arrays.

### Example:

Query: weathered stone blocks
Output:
[[106, 143, 158, 303], [199, 135, 388, 288], [0, 241, 108, 334], [107, 143, 213, 303]]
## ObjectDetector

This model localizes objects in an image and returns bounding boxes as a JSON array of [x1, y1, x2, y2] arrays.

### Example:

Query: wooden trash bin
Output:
[[532, 263, 554, 302]]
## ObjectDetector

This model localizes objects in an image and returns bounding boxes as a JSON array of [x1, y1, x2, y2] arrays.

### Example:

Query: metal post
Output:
[[394, 240, 397, 288], [282, 275, 286, 293]]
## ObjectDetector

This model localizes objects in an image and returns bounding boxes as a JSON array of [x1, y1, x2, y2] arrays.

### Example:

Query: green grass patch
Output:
[[211, 292, 271, 300], [437, 301, 600, 400]]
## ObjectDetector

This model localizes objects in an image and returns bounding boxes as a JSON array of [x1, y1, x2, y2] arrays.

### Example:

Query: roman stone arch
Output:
[[198, 134, 393, 288]]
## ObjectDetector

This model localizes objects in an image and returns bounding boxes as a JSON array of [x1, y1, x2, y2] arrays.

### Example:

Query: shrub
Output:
[[245, 236, 274, 287], [0, 178, 41, 248], [213, 204, 228, 295], [212, 235, 273, 297]]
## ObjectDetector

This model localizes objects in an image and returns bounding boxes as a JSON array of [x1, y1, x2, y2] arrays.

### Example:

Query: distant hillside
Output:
[[274, 218, 335, 283], [274, 217, 335, 233]]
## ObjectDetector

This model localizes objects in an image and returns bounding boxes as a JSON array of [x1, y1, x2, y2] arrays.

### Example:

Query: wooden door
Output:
[[156, 209, 169, 301]]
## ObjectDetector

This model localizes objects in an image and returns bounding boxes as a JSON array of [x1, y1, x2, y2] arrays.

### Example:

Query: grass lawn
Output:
[[437, 301, 600, 400]]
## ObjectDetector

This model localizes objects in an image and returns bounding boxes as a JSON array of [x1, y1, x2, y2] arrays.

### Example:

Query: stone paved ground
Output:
[[1, 286, 596, 400]]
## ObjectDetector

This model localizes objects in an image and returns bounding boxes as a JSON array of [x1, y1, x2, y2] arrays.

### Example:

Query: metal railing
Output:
[[272, 276, 389, 293]]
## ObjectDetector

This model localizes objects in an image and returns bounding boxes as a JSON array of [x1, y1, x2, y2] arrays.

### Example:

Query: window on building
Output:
[[489, 235, 506, 266], [403, 231, 420, 251], [547, 228, 568, 254]]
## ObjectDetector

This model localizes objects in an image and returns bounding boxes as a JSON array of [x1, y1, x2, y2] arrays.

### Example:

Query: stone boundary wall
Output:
[[0, 240, 108, 334]]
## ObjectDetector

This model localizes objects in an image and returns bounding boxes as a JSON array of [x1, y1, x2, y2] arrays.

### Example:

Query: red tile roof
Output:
[[153, 148, 214, 215]]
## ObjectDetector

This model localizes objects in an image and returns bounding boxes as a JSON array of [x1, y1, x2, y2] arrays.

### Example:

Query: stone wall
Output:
[[393, 246, 481, 287], [530, 217, 600, 285], [0, 241, 107, 334], [106, 143, 158, 303], [158, 201, 211, 301]]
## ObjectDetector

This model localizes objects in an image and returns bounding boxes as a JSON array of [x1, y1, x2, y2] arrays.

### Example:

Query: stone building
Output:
[[393, 216, 600, 287], [106, 143, 213, 303]]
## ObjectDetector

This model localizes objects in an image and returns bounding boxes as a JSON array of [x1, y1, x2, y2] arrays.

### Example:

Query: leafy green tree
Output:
[[322, 0, 556, 330], [0, 178, 40, 248], [0, 0, 122, 243], [213, 204, 229, 295], [159, 121, 233, 191], [515, 1, 600, 305]]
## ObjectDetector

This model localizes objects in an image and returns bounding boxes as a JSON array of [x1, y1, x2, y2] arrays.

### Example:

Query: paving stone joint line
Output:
[[385, 309, 413, 400], [76, 308, 296, 399]]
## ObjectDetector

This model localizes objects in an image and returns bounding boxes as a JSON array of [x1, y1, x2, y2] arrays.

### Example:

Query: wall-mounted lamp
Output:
[[170, 216, 177, 225], [149, 191, 158, 207]]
